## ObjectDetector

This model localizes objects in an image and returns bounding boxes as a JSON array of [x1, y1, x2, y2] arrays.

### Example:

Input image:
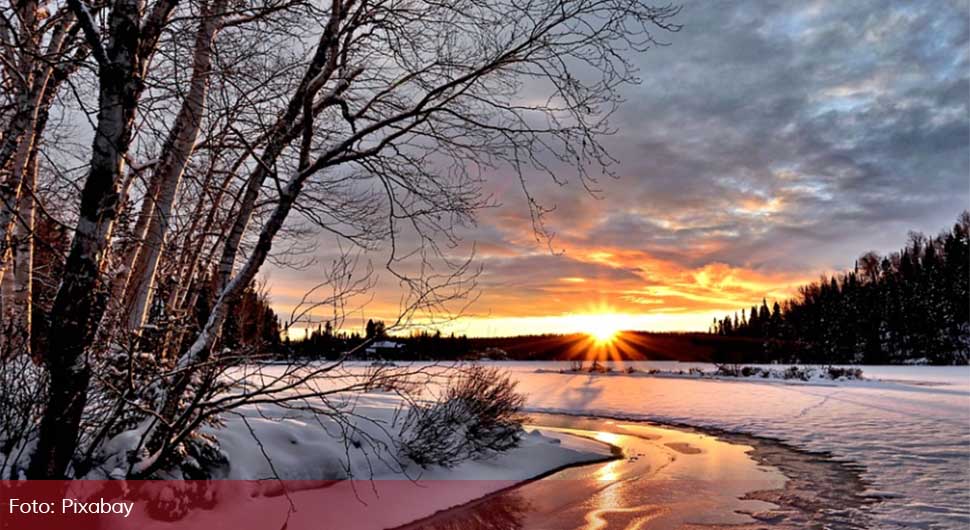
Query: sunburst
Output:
[[587, 320, 620, 345]]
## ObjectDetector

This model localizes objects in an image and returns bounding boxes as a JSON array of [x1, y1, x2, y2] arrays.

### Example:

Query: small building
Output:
[[364, 340, 404, 358]]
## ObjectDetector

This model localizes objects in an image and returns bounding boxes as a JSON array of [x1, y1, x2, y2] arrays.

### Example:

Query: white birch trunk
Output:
[[8, 153, 35, 357], [122, 0, 225, 334]]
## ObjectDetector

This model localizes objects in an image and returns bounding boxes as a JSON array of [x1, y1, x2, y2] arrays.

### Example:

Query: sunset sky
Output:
[[267, 0, 970, 337]]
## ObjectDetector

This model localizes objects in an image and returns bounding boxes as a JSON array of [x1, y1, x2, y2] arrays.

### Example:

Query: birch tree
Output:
[[4, 0, 680, 479], [28, 0, 181, 479]]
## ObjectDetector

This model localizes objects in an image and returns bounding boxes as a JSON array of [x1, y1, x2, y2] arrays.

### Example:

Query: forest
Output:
[[713, 212, 970, 365]]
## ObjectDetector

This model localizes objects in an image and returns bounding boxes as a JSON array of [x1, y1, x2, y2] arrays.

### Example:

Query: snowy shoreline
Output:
[[163, 361, 969, 529], [183, 396, 615, 529], [500, 362, 970, 530]]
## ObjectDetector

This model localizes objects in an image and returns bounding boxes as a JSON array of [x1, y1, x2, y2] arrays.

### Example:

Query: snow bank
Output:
[[191, 392, 611, 528], [210, 396, 610, 483]]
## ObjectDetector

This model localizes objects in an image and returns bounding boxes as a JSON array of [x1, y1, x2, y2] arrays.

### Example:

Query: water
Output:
[[398, 413, 871, 530]]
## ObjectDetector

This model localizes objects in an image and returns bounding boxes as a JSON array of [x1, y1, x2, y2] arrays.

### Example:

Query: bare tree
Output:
[[28, 0, 181, 479], [0, 0, 679, 479]]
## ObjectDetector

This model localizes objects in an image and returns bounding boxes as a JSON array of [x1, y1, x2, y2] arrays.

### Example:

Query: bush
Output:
[[783, 366, 812, 381], [398, 366, 526, 468], [740, 366, 764, 377], [826, 366, 864, 380], [588, 361, 611, 373], [714, 363, 742, 376]]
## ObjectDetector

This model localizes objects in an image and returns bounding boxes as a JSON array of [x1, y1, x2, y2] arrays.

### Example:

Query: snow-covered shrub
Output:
[[714, 363, 742, 377], [741, 366, 765, 377], [783, 366, 812, 381], [589, 361, 611, 373], [710, 364, 863, 381], [826, 367, 864, 380], [398, 366, 526, 468]]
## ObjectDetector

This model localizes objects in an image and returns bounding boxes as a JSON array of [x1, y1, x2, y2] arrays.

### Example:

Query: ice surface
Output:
[[497, 361, 970, 530]]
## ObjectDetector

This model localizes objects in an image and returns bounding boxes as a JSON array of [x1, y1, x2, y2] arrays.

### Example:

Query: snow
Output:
[[198, 392, 611, 528], [212, 394, 610, 482], [192, 361, 968, 529], [494, 361, 970, 530]]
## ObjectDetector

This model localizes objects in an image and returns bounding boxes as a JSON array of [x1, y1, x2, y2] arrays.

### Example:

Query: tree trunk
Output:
[[103, 172, 160, 329], [122, 0, 225, 334], [5, 152, 36, 357], [0, 248, 11, 355], [27, 0, 156, 479], [0, 3, 60, 280], [0, 86, 43, 286]]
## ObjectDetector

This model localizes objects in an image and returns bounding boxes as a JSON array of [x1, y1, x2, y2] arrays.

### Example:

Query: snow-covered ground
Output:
[[200, 392, 611, 529], [204, 361, 968, 529], [212, 394, 610, 483], [495, 361, 970, 530]]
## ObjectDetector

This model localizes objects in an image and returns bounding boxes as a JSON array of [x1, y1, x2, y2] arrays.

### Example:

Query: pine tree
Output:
[[710, 212, 969, 364]]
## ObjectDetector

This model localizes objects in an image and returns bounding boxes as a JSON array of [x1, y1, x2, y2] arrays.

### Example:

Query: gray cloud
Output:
[[271, 0, 969, 325], [499, 0, 970, 272]]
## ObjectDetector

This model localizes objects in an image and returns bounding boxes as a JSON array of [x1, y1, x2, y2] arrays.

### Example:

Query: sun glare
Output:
[[584, 317, 622, 345]]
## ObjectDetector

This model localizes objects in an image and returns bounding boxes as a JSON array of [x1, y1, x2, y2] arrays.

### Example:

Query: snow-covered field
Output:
[[499, 361, 970, 530], [207, 361, 968, 529]]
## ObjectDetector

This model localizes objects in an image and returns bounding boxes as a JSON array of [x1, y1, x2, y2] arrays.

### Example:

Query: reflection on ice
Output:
[[398, 412, 871, 530], [400, 413, 800, 530]]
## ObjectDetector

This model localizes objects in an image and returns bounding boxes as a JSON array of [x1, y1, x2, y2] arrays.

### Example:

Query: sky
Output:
[[267, 0, 970, 338]]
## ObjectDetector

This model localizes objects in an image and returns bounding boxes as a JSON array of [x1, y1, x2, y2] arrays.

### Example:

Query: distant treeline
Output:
[[465, 331, 771, 362], [713, 212, 970, 365], [282, 322, 475, 360], [281, 327, 777, 363]]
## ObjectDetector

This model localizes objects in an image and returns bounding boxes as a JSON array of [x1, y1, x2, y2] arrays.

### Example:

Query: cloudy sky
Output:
[[270, 0, 970, 337]]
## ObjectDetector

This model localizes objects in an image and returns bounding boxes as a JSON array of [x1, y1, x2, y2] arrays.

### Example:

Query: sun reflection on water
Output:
[[594, 431, 621, 445], [596, 458, 622, 482]]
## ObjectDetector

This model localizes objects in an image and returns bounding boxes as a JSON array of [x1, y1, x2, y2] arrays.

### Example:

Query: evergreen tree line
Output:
[[284, 319, 476, 361], [712, 212, 970, 365], [283, 319, 364, 360]]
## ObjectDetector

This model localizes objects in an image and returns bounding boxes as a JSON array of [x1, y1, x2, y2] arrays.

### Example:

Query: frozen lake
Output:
[[490, 361, 970, 530], [240, 360, 969, 529]]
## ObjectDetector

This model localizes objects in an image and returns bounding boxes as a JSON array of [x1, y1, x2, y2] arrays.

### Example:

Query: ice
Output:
[[495, 361, 970, 530]]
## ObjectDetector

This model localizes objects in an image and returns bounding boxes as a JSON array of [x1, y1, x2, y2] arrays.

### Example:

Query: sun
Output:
[[585, 318, 621, 345]]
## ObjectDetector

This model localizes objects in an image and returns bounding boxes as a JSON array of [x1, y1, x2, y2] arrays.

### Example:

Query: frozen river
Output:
[[493, 362, 970, 530], [400, 412, 872, 530]]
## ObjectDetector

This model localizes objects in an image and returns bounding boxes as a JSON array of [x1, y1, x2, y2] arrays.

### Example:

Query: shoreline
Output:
[[392, 411, 876, 529], [389, 437, 623, 530]]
